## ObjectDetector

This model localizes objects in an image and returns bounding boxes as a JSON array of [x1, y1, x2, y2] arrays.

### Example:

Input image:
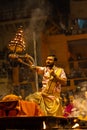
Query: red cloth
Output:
[[63, 103, 74, 117]]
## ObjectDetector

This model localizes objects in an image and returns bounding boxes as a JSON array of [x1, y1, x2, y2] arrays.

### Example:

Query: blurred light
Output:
[[72, 123, 79, 128], [43, 121, 46, 129]]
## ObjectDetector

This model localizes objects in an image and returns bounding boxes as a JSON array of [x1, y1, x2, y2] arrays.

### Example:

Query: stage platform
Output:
[[0, 116, 87, 130]]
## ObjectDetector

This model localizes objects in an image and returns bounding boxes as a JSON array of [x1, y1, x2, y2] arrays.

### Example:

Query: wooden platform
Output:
[[0, 116, 87, 130]]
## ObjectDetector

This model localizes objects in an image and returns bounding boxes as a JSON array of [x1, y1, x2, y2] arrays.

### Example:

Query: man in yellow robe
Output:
[[25, 55, 67, 116]]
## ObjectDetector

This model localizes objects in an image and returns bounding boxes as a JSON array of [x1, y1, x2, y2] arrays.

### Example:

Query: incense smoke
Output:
[[24, 1, 51, 61]]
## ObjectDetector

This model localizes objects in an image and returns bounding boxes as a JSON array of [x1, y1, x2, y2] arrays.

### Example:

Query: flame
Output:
[[43, 121, 46, 129]]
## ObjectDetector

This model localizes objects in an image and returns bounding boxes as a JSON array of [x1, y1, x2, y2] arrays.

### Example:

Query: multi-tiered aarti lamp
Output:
[[8, 26, 35, 65], [8, 26, 26, 53]]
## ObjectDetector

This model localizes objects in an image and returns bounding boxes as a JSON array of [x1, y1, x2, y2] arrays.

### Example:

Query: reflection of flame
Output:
[[72, 123, 79, 128], [43, 121, 46, 129]]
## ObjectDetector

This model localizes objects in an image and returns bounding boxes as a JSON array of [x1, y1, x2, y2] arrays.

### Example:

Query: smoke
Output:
[[30, 8, 47, 33], [25, 2, 51, 40], [69, 83, 87, 118], [25, 8, 47, 43], [24, 1, 51, 58]]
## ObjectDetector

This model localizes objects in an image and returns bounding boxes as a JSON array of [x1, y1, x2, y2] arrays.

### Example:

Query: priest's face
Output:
[[46, 56, 55, 68]]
